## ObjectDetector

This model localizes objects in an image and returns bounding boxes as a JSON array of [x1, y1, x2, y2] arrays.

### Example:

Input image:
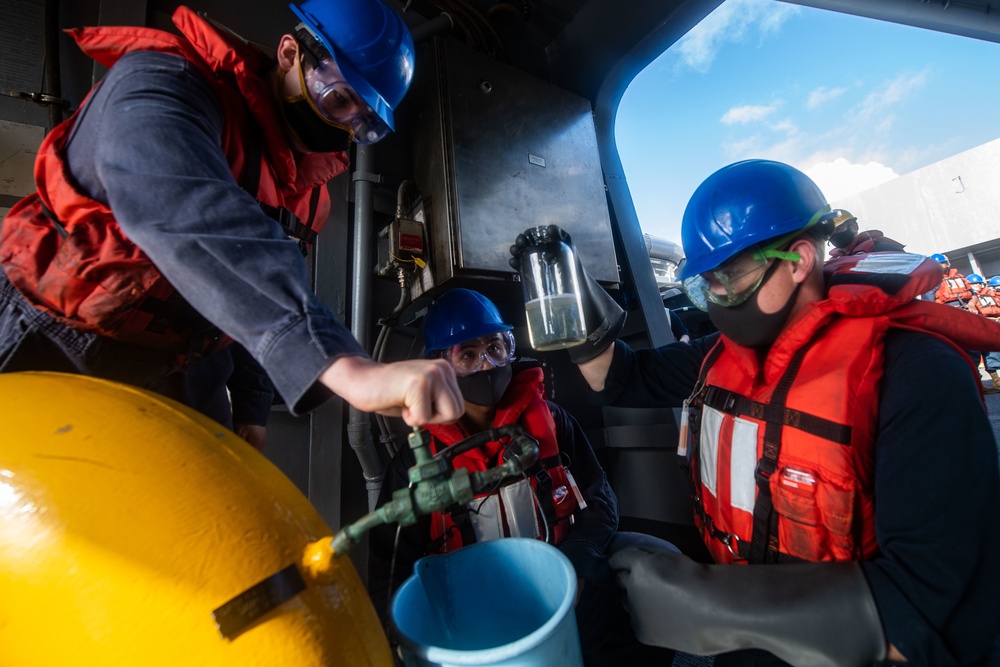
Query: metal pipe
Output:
[[44, 0, 64, 127], [410, 12, 454, 45], [643, 233, 684, 264], [348, 144, 384, 512], [351, 146, 376, 352], [345, 8, 462, 513]]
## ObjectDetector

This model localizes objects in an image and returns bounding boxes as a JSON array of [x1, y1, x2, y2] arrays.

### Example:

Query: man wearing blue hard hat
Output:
[[513, 160, 1000, 666], [368, 288, 677, 666], [0, 1, 462, 444], [928, 252, 975, 307]]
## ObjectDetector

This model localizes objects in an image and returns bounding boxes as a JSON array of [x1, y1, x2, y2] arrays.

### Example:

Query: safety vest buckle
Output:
[[755, 458, 777, 484]]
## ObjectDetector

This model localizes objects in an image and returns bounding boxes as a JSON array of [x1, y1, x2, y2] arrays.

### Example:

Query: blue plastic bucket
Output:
[[389, 538, 583, 667]]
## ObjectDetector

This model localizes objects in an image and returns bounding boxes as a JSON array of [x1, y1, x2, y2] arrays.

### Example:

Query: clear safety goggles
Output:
[[443, 331, 516, 377], [296, 55, 391, 145], [681, 236, 801, 311]]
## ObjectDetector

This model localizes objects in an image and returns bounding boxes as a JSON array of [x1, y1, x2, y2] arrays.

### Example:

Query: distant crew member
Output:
[[969, 274, 1000, 394], [967, 273, 987, 310], [931, 253, 973, 306], [827, 209, 905, 257]]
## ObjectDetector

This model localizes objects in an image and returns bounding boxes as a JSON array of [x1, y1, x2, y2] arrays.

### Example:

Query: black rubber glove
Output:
[[609, 547, 887, 667], [509, 225, 625, 363]]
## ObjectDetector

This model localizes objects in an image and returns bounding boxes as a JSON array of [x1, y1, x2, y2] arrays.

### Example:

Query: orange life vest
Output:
[[425, 368, 581, 553], [935, 268, 973, 304], [689, 253, 1000, 565], [0, 6, 348, 353], [973, 288, 1000, 318]]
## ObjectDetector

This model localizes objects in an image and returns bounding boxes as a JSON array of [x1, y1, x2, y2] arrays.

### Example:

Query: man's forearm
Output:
[[576, 342, 615, 391]]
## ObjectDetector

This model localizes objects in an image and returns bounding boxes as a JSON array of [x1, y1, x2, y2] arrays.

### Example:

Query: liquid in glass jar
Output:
[[525, 293, 586, 350]]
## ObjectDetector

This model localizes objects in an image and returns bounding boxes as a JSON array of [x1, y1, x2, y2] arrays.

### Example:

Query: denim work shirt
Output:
[[62, 50, 366, 415]]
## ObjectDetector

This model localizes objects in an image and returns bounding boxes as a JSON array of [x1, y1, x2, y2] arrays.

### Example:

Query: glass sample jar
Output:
[[517, 226, 587, 351]]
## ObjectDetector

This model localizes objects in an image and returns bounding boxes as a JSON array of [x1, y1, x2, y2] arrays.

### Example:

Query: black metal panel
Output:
[[410, 36, 618, 295]]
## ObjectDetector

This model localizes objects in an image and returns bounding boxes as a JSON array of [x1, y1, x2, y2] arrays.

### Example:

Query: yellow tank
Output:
[[0, 372, 392, 666]]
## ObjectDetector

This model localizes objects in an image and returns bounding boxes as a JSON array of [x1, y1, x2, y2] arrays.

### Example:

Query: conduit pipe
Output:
[[347, 11, 455, 512], [44, 0, 64, 127], [348, 143, 383, 512], [410, 12, 454, 43]]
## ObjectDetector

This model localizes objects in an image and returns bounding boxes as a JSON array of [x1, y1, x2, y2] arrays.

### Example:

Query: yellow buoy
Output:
[[0, 372, 392, 666]]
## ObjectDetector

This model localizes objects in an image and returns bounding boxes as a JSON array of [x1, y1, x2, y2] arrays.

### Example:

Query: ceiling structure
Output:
[[401, 0, 1000, 103]]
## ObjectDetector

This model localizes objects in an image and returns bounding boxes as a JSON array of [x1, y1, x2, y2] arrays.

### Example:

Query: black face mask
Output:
[[282, 98, 352, 153], [707, 262, 801, 349], [456, 364, 512, 407], [829, 228, 856, 249]]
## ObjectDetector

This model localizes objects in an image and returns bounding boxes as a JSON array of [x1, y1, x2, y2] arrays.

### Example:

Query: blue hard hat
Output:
[[968, 273, 985, 284], [290, 0, 415, 131], [424, 289, 513, 355], [930, 253, 949, 265], [990, 276, 1000, 288], [679, 160, 832, 280]]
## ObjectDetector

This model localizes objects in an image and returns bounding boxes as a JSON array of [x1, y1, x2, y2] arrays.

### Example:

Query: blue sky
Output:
[[615, 0, 1000, 244]]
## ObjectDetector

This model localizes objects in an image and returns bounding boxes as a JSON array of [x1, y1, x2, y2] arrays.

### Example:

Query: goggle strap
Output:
[[753, 205, 832, 260], [763, 249, 800, 262], [293, 25, 330, 67], [294, 60, 358, 139]]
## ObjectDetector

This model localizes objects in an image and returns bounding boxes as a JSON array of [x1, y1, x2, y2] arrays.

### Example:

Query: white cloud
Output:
[[806, 86, 848, 109], [674, 0, 799, 73], [721, 116, 799, 161], [724, 134, 766, 158], [805, 158, 899, 202], [769, 118, 798, 134], [851, 70, 928, 123], [721, 104, 778, 125]]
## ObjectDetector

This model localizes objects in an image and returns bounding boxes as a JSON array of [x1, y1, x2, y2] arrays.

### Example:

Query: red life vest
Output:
[[935, 268, 973, 304], [689, 253, 1000, 565], [425, 368, 581, 553], [0, 6, 348, 353], [828, 230, 904, 258]]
